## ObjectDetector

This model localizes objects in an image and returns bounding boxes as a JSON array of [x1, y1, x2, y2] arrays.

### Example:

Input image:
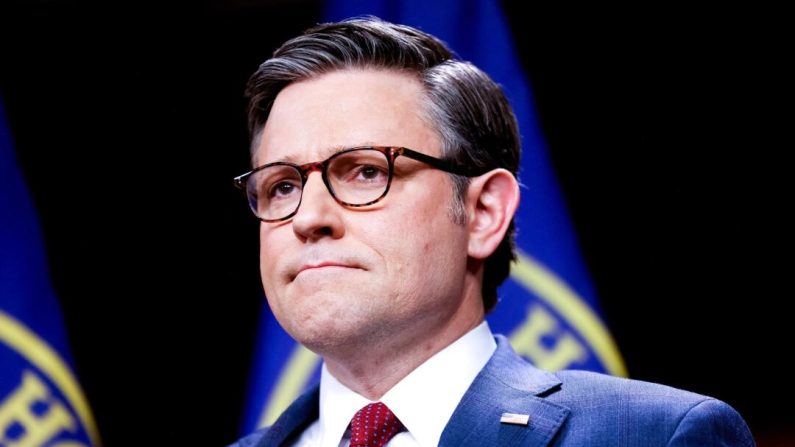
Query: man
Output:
[[229, 16, 754, 447]]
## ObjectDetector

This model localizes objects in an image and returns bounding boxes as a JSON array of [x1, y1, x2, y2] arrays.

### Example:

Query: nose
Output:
[[291, 171, 345, 241]]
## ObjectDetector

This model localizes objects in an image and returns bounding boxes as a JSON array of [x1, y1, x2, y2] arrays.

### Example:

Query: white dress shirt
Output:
[[292, 321, 497, 447]]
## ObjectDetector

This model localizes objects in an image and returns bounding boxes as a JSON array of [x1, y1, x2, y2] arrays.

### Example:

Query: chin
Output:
[[289, 325, 351, 355], [280, 306, 350, 343], [288, 311, 384, 356]]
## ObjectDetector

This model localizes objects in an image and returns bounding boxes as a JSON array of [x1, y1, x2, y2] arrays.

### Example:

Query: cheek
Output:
[[258, 227, 288, 285], [367, 210, 460, 283]]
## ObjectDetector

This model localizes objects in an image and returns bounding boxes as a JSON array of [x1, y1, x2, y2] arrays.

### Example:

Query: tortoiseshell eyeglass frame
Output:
[[233, 146, 487, 222]]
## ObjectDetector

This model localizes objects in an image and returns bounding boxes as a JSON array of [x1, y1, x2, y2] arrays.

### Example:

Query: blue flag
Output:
[[242, 0, 626, 432], [0, 97, 101, 446]]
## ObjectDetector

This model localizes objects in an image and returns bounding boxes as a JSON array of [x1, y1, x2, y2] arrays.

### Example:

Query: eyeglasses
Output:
[[234, 146, 484, 222]]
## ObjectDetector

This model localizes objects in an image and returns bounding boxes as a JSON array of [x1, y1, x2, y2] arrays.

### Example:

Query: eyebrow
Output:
[[262, 142, 384, 165]]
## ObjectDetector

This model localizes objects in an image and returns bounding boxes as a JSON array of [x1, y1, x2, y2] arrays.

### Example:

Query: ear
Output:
[[466, 169, 520, 260]]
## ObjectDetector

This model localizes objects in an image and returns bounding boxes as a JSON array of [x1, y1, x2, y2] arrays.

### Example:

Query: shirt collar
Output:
[[317, 321, 496, 447], [317, 363, 370, 447]]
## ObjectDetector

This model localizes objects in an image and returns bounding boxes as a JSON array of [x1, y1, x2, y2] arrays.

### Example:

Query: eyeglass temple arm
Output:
[[233, 174, 247, 189], [397, 147, 486, 177]]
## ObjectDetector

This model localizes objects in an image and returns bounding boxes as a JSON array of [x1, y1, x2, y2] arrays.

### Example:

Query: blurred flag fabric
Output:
[[242, 0, 626, 432], [0, 97, 101, 446]]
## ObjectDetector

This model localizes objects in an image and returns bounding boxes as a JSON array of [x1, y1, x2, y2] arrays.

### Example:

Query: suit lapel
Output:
[[439, 336, 570, 447], [252, 385, 320, 447]]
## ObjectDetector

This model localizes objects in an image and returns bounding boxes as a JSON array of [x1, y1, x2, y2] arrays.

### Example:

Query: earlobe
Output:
[[466, 169, 520, 259]]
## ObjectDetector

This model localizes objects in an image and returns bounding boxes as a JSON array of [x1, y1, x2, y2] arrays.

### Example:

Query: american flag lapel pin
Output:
[[500, 412, 530, 426]]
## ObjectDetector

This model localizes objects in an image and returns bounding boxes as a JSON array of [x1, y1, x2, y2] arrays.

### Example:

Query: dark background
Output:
[[1, 1, 789, 446]]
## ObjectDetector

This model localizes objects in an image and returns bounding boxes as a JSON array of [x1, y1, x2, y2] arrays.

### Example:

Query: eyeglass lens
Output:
[[245, 148, 392, 221]]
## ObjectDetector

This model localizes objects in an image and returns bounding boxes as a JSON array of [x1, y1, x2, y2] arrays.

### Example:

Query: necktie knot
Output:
[[349, 402, 403, 447]]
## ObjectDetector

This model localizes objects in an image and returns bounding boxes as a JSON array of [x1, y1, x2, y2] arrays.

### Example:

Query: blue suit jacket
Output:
[[230, 335, 754, 446]]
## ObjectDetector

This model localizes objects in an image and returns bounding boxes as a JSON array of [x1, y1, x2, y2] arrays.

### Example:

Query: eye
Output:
[[328, 149, 390, 189], [353, 165, 387, 182], [267, 180, 301, 199]]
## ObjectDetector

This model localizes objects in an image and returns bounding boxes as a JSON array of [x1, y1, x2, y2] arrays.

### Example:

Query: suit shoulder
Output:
[[225, 427, 269, 447], [670, 398, 755, 446], [551, 369, 720, 412], [548, 369, 753, 445], [554, 369, 708, 401], [484, 339, 753, 445]]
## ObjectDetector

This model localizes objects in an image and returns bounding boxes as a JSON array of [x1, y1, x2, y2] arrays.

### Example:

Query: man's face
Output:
[[254, 69, 479, 355]]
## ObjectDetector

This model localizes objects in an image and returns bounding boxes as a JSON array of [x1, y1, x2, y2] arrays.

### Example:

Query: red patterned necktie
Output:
[[349, 402, 404, 447]]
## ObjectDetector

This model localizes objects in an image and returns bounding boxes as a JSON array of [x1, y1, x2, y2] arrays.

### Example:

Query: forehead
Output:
[[253, 69, 441, 165]]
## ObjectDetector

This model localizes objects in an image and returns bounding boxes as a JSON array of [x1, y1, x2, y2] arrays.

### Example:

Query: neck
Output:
[[323, 296, 484, 400]]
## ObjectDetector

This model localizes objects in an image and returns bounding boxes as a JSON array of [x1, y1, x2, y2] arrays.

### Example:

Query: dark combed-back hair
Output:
[[245, 16, 521, 312]]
